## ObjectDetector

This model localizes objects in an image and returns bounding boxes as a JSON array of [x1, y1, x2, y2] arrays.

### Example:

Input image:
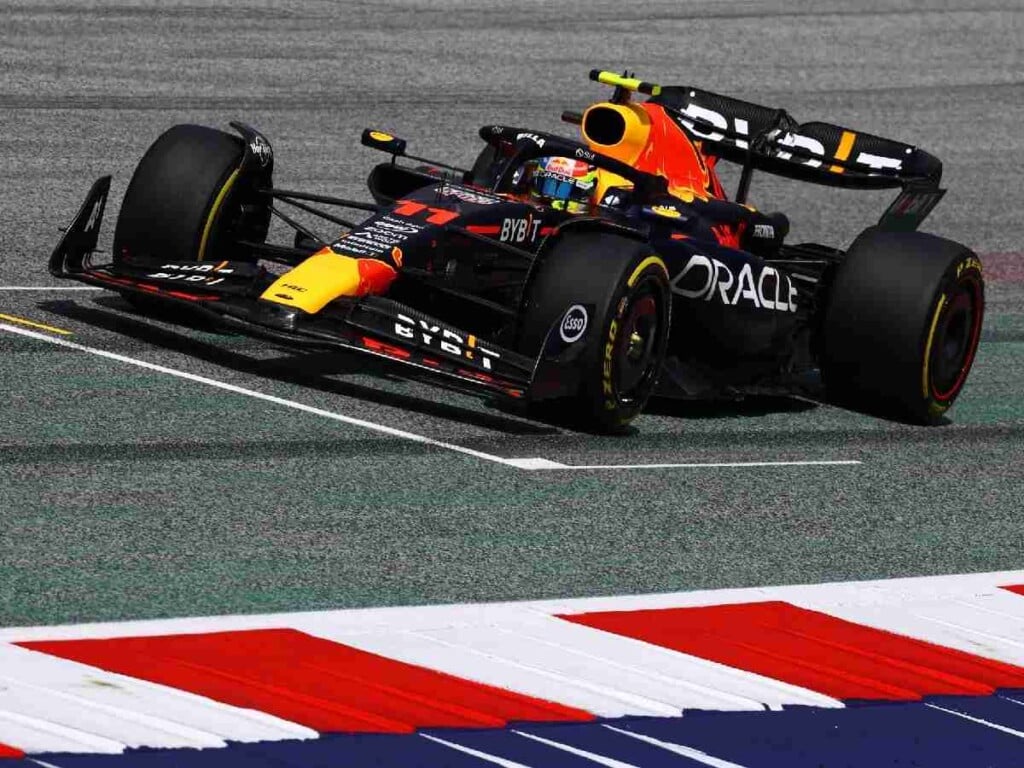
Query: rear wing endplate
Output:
[[877, 186, 947, 232]]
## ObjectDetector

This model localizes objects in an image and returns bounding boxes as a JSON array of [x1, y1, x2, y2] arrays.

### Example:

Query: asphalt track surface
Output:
[[0, 0, 1022, 627]]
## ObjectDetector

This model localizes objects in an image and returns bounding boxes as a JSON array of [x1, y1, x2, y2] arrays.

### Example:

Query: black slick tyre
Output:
[[465, 144, 499, 188], [113, 124, 268, 267], [518, 231, 671, 433], [820, 227, 984, 424]]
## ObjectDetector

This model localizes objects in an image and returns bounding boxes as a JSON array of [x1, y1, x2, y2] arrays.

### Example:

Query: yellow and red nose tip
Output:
[[356, 257, 399, 294], [260, 248, 397, 313]]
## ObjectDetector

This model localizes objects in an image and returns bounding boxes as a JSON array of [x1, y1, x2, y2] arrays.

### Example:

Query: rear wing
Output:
[[585, 71, 945, 231], [650, 86, 942, 191], [649, 85, 947, 230]]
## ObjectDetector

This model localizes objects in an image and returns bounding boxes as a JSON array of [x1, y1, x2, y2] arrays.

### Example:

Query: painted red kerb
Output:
[[19, 628, 593, 733], [561, 600, 1024, 701]]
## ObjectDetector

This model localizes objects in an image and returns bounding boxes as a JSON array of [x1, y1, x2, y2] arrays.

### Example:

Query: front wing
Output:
[[48, 177, 586, 404]]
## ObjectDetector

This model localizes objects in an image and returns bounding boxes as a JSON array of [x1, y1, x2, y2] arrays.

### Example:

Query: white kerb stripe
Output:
[[0, 710, 125, 754], [7, 570, 1024, 644], [0, 643, 316, 749], [0, 676, 227, 750], [488, 618, 840, 711], [414, 626, 679, 717]]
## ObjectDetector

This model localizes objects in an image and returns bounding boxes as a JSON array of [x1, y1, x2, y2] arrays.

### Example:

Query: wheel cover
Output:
[[929, 274, 983, 402], [611, 279, 665, 404]]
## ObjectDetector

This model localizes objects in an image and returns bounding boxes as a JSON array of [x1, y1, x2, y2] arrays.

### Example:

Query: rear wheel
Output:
[[820, 227, 984, 424], [113, 124, 270, 267], [518, 231, 671, 433]]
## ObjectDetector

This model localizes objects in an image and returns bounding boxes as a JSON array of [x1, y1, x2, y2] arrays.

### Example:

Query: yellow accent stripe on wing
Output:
[[197, 168, 240, 262], [830, 131, 857, 174], [627, 255, 668, 288], [921, 293, 947, 398], [0, 313, 72, 335]]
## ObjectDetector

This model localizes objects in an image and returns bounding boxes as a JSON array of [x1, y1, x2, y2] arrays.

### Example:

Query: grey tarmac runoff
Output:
[[1, 0, 1023, 627]]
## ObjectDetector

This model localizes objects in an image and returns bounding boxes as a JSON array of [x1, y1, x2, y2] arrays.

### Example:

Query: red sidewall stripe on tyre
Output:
[[931, 273, 984, 403]]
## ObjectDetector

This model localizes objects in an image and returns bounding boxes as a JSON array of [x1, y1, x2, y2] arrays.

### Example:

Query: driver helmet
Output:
[[522, 156, 598, 213]]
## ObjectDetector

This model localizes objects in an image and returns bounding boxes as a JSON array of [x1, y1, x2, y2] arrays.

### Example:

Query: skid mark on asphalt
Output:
[[1, 322, 863, 472]]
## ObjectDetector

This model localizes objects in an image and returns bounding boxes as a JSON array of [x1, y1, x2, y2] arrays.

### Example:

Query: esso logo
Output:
[[559, 304, 589, 343]]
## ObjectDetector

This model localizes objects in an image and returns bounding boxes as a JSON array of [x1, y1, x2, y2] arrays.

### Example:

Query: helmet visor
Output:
[[535, 174, 577, 202]]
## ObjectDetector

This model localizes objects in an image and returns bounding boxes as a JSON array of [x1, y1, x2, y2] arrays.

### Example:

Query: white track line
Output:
[[0, 322, 530, 468], [513, 730, 640, 768], [924, 703, 1024, 740], [0, 322, 862, 472], [528, 460, 862, 470], [419, 734, 532, 768], [0, 286, 101, 291], [603, 725, 749, 768]]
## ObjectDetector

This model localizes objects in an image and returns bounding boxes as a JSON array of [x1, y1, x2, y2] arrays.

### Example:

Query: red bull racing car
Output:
[[49, 70, 984, 432]]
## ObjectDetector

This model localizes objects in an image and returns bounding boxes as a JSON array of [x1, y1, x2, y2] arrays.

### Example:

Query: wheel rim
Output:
[[612, 279, 665, 404], [930, 275, 983, 402]]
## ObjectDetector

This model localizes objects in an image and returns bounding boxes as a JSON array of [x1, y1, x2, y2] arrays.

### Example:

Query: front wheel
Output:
[[518, 231, 671, 433], [113, 124, 271, 267], [819, 227, 984, 424]]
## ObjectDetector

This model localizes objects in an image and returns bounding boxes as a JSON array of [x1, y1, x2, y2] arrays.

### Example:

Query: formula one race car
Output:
[[49, 69, 984, 432]]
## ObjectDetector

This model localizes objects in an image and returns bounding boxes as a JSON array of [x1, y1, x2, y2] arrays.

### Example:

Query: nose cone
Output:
[[260, 248, 397, 312]]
